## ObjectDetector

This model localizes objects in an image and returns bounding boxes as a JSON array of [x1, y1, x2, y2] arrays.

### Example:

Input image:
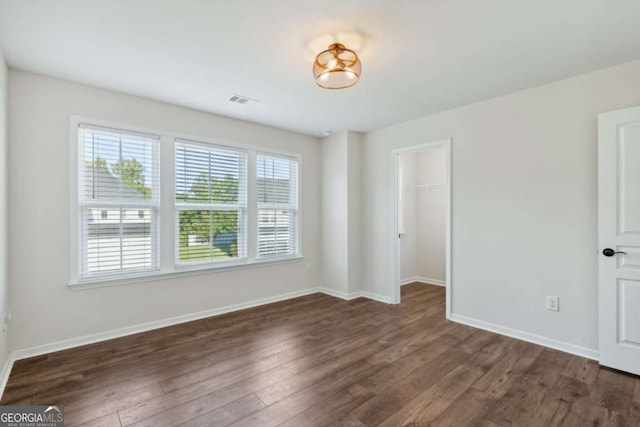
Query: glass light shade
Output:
[[313, 43, 362, 89]]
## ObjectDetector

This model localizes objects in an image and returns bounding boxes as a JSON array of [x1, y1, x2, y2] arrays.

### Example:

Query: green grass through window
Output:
[[179, 244, 232, 262]]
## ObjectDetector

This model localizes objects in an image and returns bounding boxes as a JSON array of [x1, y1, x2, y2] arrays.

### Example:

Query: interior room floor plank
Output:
[[3, 283, 639, 426]]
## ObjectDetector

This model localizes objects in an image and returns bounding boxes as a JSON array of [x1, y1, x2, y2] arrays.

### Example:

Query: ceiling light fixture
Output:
[[313, 43, 362, 89]]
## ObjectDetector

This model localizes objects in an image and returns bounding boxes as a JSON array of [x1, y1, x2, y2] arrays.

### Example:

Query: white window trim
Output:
[[174, 139, 249, 266], [256, 152, 300, 259], [69, 255, 304, 290], [69, 115, 303, 289]]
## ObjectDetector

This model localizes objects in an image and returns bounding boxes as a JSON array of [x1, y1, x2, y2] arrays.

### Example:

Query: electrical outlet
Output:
[[546, 296, 559, 312]]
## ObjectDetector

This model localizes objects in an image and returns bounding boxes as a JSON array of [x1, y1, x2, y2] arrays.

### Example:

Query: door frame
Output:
[[391, 138, 452, 318]]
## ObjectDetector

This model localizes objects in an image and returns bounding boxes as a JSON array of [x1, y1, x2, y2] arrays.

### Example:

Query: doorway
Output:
[[392, 139, 451, 318]]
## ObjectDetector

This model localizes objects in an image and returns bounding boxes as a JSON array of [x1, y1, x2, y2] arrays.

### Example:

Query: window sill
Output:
[[68, 255, 304, 290]]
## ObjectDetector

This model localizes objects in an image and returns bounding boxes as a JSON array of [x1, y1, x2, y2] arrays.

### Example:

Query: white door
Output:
[[598, 105, 640, 375]]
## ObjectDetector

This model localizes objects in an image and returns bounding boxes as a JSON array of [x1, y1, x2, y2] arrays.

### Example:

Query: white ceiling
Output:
[[1, 0, 640, 136]]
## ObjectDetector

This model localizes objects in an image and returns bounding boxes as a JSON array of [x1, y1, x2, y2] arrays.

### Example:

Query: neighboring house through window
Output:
[[78, 124, 160, 278]]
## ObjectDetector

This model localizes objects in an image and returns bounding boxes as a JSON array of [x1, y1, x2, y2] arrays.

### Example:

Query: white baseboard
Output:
[[11, 287, 325, 362], [318, 287, 392, 304], [318, 287, 349, 300], [450, 314, 599, 361], [400, 276, 445, 287], [0, 285, 393, 398], [2, 291, 602, 401], [356, 291, 392, 304], [3, 295, 601, 398], [0, 352, 16, 400]]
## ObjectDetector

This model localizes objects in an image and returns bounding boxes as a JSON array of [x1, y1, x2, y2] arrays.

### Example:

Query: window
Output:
[[78, 125, 160, 278], [175, 140, 247, 264], [74, 120, 301, 285], [257, 154, 299, 258]]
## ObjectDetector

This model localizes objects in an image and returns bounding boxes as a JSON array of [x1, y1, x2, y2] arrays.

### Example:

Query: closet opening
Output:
[[391, 139, 451, 318]]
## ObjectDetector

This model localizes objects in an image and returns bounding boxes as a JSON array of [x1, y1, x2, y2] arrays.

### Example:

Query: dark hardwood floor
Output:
[[2, 283, 639, 426]]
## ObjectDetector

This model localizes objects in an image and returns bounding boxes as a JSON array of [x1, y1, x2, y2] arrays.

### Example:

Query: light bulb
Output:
[[328, 59, 338, 70], [344, 71, 356, 80], [319, 73, 329, 82]]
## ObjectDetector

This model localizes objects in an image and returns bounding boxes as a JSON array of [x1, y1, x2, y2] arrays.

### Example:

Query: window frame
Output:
[[256, 152, 300, 259], [174, 139, 249, 268], [76, 123, 161, 280], [69, 116, 303, 288]]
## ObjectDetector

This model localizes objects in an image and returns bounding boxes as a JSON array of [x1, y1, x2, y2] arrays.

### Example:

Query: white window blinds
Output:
[[175, 140, 247, 264], [78, 124, 160, 278], [257, 154, 299, 258]]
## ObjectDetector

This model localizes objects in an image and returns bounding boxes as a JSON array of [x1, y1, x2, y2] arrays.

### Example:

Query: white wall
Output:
[[320, 131, 361, 295], [414, 147, 446, 282], [347, 132, 362, 293], [8, 70, 322, 350], [321, 132, 349, 293], [0, 54, 9, 373], [361, 59, 640, 353], [9, 57, 640, 360], [398, 153, 416, 280]]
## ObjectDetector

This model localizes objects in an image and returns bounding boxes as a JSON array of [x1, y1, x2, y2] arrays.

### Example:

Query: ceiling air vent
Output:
[[228, 94, 259, 106]]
